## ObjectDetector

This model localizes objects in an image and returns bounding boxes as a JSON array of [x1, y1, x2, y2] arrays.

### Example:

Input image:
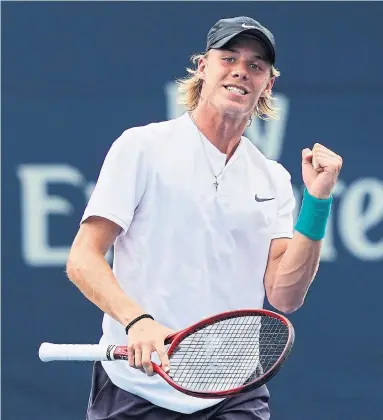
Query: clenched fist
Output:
[[302, 143, 343, 199]]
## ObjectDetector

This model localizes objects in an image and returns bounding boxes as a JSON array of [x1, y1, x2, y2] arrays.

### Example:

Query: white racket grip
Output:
[[39, 343, 117, 362]]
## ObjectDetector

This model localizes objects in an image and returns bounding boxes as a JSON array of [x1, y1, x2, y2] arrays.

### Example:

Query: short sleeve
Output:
[[270, 163, 296, 239], [81, 129, 147, 234]]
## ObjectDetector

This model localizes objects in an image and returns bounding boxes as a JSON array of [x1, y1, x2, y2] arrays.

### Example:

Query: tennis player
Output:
[[66, 16, 342, 420]]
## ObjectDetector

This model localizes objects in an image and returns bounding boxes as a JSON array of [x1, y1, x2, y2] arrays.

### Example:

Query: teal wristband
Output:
[[295, 188, 333, 241]]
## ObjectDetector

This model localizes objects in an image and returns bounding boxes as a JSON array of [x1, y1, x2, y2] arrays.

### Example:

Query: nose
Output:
[[231, 64, 249, 81]]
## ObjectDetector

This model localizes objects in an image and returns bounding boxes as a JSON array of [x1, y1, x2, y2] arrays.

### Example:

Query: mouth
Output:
[[223, 84, 249, 96]]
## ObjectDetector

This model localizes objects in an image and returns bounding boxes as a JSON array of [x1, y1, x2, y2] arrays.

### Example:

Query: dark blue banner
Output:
[[3, 2, 383, 419]]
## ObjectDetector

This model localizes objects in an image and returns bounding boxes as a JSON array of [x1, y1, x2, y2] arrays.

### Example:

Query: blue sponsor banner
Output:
[[3, 2, 383, 419]]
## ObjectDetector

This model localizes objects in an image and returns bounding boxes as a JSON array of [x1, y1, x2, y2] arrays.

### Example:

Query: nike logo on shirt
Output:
[[254, 194, 275, 202]]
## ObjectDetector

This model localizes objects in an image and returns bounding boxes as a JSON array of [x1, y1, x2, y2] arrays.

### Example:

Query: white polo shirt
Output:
[[81, 112, 295, 414]]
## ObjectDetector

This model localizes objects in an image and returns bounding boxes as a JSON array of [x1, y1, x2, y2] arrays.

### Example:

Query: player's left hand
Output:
[[301, 143, 343, 199]]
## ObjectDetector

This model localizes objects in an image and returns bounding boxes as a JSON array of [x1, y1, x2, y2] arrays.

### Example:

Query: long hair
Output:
[[175, 52, 281, 120]]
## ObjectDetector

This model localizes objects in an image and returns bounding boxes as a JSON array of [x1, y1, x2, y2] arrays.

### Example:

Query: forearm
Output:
[[267, 185, 334, 312], [268, 232, 321, 313], [66, 251, 144, 327]]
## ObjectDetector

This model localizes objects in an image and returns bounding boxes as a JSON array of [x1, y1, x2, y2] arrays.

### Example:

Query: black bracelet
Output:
[[125, 314, 154, 335]]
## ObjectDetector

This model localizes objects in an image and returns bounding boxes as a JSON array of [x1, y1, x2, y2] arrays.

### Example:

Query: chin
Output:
[[218, 101, 252, 117]]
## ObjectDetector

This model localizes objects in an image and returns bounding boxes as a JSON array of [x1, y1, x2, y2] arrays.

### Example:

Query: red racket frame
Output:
[[111, 309, 295, 398]]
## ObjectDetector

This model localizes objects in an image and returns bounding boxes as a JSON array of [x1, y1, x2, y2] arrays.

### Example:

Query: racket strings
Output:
[[168, 315, 289, 392]]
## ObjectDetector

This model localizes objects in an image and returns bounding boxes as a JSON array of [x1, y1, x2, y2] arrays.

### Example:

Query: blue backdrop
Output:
[[3, 2, 383, 419]]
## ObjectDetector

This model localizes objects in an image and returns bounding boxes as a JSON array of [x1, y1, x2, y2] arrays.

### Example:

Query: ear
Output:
[[197, 55, 208, 81], [260, 75, 275, 98]]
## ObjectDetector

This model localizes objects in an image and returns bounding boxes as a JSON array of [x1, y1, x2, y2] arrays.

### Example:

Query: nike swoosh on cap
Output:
[[242, 23, 257, 29]]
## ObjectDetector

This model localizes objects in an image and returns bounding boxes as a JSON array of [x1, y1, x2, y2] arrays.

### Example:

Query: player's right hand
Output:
[[127, 318, 175, 376]]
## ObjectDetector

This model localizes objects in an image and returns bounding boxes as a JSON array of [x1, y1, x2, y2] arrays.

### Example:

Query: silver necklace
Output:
[[189, 113, 225, 191]]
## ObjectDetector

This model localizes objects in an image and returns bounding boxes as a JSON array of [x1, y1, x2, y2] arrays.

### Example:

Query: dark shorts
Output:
[[86, 361, 270, 420]]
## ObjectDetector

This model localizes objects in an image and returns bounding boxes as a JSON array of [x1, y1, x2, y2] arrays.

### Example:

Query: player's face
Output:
[[198, 37, 274, 117]]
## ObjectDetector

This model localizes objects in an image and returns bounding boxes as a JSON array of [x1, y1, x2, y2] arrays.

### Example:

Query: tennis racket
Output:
[[39, 308, 294, 398]]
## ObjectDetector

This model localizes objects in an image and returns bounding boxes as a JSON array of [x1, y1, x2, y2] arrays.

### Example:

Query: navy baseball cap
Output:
[[206, 16, 276, 64]]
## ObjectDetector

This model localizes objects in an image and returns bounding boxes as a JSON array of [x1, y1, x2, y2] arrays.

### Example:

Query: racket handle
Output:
[[39, 342, 113, 362]]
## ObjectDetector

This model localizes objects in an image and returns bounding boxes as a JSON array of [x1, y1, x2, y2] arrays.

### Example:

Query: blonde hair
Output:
[[176, 52, 281, 120]]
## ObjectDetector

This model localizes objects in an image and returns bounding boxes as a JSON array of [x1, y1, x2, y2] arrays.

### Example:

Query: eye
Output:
[[250, 63, 262, 70], [223, 57, 236, 63]]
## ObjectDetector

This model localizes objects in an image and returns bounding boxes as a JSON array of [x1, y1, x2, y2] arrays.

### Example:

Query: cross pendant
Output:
[[213, 179, 219, 191]]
